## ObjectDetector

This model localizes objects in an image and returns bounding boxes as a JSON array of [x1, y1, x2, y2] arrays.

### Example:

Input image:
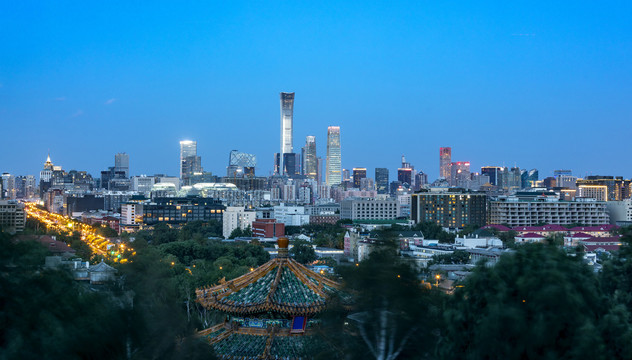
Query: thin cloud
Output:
[[511, 33, 536, 37], [71, 109, 84, 117], [55, 96, 66, 101], [105, 98, 117, 105]]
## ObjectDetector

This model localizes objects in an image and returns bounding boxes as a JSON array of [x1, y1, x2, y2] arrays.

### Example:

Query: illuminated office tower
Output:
[[439, 147, 452, 179], [114, 152, 129, 178], [375, 168, 389, 194], [279, 92, 295, 175], [577, 176, 631, 201], [353, 168, 366, 188], [326, 126, 341, 186], [180, 140, 201, 184], [342, 169, 350, 182], [303, 136, 318, 181], [481, 166, 502, 186], [449, 161, 471, 187], [398, 168, 413, 186]]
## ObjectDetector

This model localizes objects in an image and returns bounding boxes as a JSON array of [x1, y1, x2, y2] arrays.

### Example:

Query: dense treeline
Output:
[[320, 228, 632, 359], [0, 232, 128, 359], [7, 216, 632, 359], [1, 219, 271, 359]]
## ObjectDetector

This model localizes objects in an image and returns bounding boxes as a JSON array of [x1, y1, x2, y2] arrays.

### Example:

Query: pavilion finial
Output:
[[277, 237, 289, 258]]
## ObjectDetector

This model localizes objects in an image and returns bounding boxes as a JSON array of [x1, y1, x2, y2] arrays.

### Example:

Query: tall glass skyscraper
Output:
[[375, 168, 389, 194], [180, 140, 201, 182], [303, 136, 317, 181], [439, 147, 451, 179], [114, 152, 129, 178], [279, 92, 295, 174], [326, 126, 341, 186]]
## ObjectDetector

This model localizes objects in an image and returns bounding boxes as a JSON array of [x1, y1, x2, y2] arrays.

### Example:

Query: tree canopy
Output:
[[442, 242, 626, 360]]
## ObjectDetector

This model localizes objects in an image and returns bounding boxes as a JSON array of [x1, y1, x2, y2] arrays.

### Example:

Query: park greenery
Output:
[[4, 217, 632, 359]]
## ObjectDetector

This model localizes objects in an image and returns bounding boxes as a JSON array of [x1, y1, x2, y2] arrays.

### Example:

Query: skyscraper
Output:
[[303, 136, 317, 181], [449, 161, 471, 187], [180, 140, 202, 184], [440, 147, 451, 179], [375, 168, 389, 194], [342, 169, 350, 182], [326, 126, 341, 186], [114, 153, 129, 178], [481, 166, 502, 186], [279, 92, 295, 175], [352, 168, 366, 188], [398, 168, 413, 186]]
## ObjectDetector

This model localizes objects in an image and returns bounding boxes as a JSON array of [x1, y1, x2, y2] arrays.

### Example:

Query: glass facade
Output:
[[326, 126, 341, 186], [303, 136, 318, 180], [279, 92, 295, 174], [439, 147, 451, 179], [375, 168, 389, 194], [180, 140, 198, 180]]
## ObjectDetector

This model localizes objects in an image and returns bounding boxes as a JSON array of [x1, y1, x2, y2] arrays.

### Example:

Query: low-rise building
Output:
[[606, 199, 632, 226], [489, 194, 609, 227], [252, 218, 285, 238], [410, 188, 487, 229], [340, 197, 399, 221], [143, 197, 225, 225], [580, 236, 623, 253], [89, 260, 118, 284], [223, 206, 257, 239], [121, 203, 145, 232], [273, 204, 309, 226], [515, 232, 546, 243], [0, 200, 26, 234]]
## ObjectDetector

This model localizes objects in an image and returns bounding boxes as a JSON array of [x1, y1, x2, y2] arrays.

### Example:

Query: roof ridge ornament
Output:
[[277, 236, 289, 258]]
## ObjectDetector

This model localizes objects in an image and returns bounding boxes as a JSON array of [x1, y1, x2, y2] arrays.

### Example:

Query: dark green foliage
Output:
[[228, 225, 252, 239], [178, 220, 222, 241], [0, 233, 128, 360], [412, 222, 456, 243], [119, 246, 214, 359], [138, 220, 224, 245], [59, 231, 93, 260], [442, 243, 612, 360], [282, 223, 347, 249], [545, 232, 565, 246], [430, 249, 470, 265], [321, 243, 443, 359], [290, 241, 317, 264], [457, 224, 480, 237], [148, 222, 178, 244], [498, 230, 517, 248], [93, 223, 118, 238], [159, 239, 269, 268], [599, 230, 632, 357]]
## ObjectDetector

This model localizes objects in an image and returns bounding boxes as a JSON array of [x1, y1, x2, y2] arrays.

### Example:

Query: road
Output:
[[24, 202, 133, 263]]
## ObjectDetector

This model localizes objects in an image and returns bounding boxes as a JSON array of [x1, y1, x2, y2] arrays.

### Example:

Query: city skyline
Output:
[[2, 2, 631, 179]]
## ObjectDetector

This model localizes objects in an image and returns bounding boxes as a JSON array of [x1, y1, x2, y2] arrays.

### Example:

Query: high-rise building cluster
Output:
[[4, 92, 631, 244]]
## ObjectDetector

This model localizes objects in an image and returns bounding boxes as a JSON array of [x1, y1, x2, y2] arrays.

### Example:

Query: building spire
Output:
[[44, 151, 54, 170]]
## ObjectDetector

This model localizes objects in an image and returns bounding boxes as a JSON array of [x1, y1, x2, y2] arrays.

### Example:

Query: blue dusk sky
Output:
[[1, 1, 631, 180]]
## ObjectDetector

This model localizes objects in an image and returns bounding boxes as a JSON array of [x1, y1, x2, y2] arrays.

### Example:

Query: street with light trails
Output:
[[23, 202, 133, 263]]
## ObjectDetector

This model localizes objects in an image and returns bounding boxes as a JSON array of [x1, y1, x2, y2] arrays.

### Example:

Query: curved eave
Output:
[[196, 257, 342, 316]]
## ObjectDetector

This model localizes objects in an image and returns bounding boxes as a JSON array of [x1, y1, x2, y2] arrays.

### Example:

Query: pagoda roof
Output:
[[196, 256, 342, 316], [200, 323, 327, 359]]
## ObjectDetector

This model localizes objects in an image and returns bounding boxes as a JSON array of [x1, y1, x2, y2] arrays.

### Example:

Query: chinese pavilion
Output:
[[196, 237, 342, 359]]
